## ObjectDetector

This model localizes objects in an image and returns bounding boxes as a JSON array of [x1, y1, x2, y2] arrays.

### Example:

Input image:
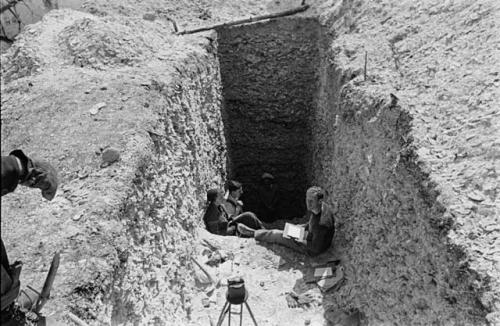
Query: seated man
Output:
[[224, 180, 244, 217], [203, 188, 264, 236], [224, 180, 264, 231], [203, 189, 231, 235], [238, 186, 335, 256], [256, 173, 279, 223]]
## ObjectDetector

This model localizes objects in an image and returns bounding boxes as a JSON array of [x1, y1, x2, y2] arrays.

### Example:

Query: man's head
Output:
[[207, 189, 224, 205], [261, 173, 275, 187], [226, 180, 243, 200], [306, 186, 325, 214]]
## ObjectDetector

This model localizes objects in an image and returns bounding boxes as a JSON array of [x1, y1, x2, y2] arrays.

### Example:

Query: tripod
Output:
[[216, 288, 258, 326]]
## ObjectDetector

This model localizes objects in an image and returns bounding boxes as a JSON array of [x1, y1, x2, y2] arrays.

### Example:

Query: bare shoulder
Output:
[[322, 201, 337, 215]]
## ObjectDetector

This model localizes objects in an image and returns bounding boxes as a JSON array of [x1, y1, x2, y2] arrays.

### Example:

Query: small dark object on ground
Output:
[[101, 148, 120, 167]]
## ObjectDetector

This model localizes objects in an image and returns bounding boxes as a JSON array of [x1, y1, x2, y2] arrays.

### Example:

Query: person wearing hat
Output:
[[1, 149, 58, 324], [203, 188, 264, 237], [256, 172, 279, 223], [237, 186, 336, 256]]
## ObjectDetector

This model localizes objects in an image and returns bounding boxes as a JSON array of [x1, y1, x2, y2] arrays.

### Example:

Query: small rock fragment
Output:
[[72, 212, 83, 221], [78, 172, 89, 179], [143, 13, 156, 21], [468, 232, 478, 240], [90, 102, 106, 115], [78, 166, 91, 179], [467, 191, 485, 202], [206, 285, 216, 297], [101, 148, 120, 166]]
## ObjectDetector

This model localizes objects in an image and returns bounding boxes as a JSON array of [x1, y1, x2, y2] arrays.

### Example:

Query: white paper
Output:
[[285, 223, 302, 239], [314, 267, 333, 278]]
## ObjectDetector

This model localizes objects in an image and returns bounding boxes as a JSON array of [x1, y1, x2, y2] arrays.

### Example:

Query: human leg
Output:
[[254, 229, 307, 254], [232, 212, 264, 230]]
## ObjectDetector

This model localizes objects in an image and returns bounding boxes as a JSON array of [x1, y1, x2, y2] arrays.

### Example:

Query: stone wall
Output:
[[218, 17, 320, 219]]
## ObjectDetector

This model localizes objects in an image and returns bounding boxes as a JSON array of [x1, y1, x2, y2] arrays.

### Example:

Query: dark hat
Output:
[[226, 180, 242, 192], [207, 188, 221, 203], [261, 173, 274, 180]]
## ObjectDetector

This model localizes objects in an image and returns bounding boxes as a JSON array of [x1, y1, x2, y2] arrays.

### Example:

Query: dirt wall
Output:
[[316, 0, 500, 322], [106, 47, 227, 325], [311, 62, 488, 324], [1, 10, 227, 325], [218, 17, 320, 219]]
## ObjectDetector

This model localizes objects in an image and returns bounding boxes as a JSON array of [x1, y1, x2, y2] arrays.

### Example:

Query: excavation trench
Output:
[[213, 17, 488, 325], [103, 16, 488, 326], [0, 6, 491, 326]]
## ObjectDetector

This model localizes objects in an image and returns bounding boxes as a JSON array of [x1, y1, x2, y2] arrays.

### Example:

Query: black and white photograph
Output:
[[1, 0, 499, 325]]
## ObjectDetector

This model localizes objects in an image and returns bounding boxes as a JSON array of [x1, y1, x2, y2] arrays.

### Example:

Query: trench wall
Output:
[[218, 17, 320, 219], [106, 48, 227, 325], [311, 60, 487, 324]]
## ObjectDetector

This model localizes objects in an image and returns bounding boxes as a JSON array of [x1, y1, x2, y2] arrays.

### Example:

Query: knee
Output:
[[270, 230, 282, 237], [244, 211, 257, 219]]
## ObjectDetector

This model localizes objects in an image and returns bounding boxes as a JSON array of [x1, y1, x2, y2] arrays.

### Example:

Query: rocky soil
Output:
[[1, 0, 498, 325], [317, 0, 499, 323], [1, 5, 229, 324]]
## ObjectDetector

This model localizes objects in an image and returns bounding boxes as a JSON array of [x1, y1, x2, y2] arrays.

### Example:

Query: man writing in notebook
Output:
[[238, 186, 336, 256]]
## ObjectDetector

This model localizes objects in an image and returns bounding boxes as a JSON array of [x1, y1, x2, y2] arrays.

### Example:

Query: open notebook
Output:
[[283, 223, 307, 242]]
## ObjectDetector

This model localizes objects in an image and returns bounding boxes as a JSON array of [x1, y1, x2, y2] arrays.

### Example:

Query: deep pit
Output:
[[215, 17, 488, 325], [218, 17, 320, 220]]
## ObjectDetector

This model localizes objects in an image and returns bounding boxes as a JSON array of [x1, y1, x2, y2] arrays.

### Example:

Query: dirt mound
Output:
[[1, 10, 92, 82], [57, 16, 182, 69], [58, 18, 152, 68]]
